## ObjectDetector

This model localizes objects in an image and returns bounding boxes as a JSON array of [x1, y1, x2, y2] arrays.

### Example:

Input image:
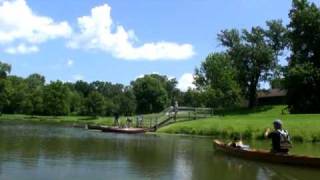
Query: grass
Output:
[[0, 113, 160, 127], [0, 114, 115, 126], [158, 105, 320, 142]]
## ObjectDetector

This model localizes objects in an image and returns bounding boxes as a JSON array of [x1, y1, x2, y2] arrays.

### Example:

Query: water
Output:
[[0, 122, 320, 180]]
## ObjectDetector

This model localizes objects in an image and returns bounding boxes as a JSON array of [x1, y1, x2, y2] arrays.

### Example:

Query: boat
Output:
[[100, 126, 146, 134], [213, 139, 320, 168], [86, 124, 104, 130]]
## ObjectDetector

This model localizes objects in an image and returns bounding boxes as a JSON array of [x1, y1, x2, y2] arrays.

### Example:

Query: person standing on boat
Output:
[[264, 119, 292, 154], [173, 101, 178, 122], [114, 112, 120, 127]]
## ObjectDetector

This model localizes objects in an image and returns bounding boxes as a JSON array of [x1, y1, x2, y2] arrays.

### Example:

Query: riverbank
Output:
[[0, 114, 115, 126], [158, 106, 320, 142], [2, 106, 320, 142]]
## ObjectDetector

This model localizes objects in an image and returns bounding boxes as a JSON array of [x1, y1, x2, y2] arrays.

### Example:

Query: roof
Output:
[[257, 88, 287, 98]]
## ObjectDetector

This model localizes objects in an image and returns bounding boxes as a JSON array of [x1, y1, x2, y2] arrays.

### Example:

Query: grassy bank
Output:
[[0, 114, 115, 126], [0, 113, 159, 127], [158, 106, 320, 142]]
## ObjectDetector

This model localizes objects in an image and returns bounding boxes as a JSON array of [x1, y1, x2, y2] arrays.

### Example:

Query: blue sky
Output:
[[0, 0, 319, 90]]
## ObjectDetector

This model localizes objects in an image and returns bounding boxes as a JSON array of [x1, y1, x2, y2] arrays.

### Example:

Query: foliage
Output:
[[195, 53, 242, 108], [0, 62, 11, 113], [218, 20, 287, 108], [85, 91, 105, 117], [42, 81, 71, 116], [0, 62, 11, 78], [131, 74, 169, 114], [286, 0, 320, 113]]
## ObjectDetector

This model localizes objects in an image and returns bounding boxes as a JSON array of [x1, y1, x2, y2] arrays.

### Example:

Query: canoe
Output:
[[213, 139, 320, 168], [101, 126, 146, 134]]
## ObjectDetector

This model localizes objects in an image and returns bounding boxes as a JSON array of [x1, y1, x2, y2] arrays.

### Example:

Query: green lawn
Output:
[[0, 114, 115, 126], [158, 106, 320, 142]]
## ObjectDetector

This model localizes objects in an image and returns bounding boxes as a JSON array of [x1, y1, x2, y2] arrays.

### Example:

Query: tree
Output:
[[195, 53, 242, 108], [23, 74, 45, 115], [286, 0, 320, 113], [0, 62, 11, 79], [0, 61, 11, 114], [3, 76, 28, 114], [132, 75, 169, 114], [181, 89, 204, 107], [85, 91, 105, 117], [148, 74, 179, 105], [74, 80, 93, 97], [42, 81, 71, 116], [218, 21, 287, 108], [118, 87, 137, 116]]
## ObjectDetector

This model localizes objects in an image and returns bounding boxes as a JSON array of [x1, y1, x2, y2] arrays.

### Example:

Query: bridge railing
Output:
[[134, 106, 214, 129]]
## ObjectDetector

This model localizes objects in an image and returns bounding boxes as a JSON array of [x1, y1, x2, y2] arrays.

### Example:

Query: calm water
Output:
[[0, 122, 320, 180]]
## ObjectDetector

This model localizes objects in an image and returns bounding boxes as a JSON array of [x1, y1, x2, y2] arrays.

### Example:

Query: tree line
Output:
[[0, 68, 199, 116], [0, 0, 319, 115]]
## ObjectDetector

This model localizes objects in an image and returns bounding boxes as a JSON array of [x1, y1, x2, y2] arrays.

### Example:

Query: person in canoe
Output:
[[228, 135, 250, 149], [228, 136, 243, 148], [264, 119, 292, 154]]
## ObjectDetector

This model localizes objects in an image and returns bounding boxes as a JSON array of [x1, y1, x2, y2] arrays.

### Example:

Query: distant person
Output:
[[136, 115, 143, 127], [114, 112, 120, 127], [264, 119, 292, 154], [173, 101, 179, 121], [126, 117, 132, 128]]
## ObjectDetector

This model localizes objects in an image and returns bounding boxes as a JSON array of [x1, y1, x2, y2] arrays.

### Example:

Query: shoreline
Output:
[[2, 106, 320, 143]]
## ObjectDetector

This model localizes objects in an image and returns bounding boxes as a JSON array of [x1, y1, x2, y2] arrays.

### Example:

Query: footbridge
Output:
[[136, 106, 214, 131]]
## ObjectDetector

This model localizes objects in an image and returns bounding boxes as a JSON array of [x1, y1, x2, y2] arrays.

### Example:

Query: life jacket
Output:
[[277, 129, 292, 150]]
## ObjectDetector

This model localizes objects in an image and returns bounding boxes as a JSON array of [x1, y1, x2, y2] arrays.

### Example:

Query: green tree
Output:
[[132, 75, 169, 114], [148, 74, 179, 105], [42, 81, 71, 116], [181, 89, 204, 107], [118, 87, 137, 116], [22, 74, 45, 115], [195, 53, 242, 108], [0, 62, 11, 79], [85, 91, 105, 117], [3, 76, 28, 114], [0, 62, 11, 114], [218, 21, 287, 108], [286, 0, 320, 113]]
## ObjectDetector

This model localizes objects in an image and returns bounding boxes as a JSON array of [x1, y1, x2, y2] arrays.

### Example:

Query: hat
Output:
[[273, 119, 283, 129], [273, 119, 282, 125]]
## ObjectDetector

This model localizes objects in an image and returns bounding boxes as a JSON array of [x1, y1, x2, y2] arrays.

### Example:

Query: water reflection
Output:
[[0, 122, 320, 180]]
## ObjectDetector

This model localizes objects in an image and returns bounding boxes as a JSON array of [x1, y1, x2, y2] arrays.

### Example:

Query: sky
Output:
[[0, 0, 319, 91]]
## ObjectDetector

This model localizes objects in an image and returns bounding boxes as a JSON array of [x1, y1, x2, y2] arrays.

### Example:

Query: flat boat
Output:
[[101, 127, 146, 134]]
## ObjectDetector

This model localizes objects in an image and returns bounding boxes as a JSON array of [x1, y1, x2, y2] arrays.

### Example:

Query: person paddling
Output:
[[264, 119, 292, 154]]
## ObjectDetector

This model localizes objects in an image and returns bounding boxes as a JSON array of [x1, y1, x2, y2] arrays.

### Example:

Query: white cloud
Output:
[[72, 74, 84, 81], [177, 73, 196, 92], [4, 43, 39, 54], [0, 0, 72, 52], [66, 59, 74, 67], [68, 4, 195, 61]]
